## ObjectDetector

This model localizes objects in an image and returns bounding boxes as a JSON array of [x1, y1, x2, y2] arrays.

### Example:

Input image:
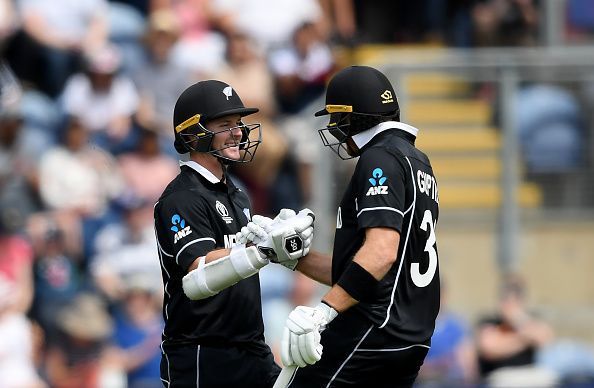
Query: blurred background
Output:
[[1, 0, 594, 387]]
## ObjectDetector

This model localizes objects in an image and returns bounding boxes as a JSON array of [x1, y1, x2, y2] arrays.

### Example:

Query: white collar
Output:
[[179, 160, 221, 184], [351, 121, 419, 149]]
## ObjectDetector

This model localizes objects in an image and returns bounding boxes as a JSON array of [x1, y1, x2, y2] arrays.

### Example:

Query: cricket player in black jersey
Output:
[[278, 66, 441, 387], [153, 80, 315, 387]]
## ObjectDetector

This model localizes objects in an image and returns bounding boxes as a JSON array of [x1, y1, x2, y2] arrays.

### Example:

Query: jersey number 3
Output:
[[412, 209, 438, 288]]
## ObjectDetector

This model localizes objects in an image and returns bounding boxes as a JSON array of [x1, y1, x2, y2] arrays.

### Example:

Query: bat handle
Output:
[[273, 365, 298, 388]]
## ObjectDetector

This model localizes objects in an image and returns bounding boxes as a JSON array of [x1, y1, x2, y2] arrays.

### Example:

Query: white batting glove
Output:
[[281, 302, 338, 368], [235, 215, 273, 245], [236, 209, 315, 269], [265, 209, 315, 270]]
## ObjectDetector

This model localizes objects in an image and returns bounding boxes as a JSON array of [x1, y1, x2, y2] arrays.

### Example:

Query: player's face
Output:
[[207, 114, 243, 160]]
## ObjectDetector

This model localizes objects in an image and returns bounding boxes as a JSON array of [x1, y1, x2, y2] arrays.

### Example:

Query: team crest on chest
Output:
[[366, 167, 389, 196], [216, 200, 234, 224]]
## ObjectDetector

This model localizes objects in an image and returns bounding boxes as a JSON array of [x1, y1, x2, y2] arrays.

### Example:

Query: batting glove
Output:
[[235, 215, 273, 245], [266, 209, 315, 269], [281, 302, 338, 368]]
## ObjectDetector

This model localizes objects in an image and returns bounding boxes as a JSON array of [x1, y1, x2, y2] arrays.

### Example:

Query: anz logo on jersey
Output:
[[171, 214, 192, 244], [366, 167, 389, 196]]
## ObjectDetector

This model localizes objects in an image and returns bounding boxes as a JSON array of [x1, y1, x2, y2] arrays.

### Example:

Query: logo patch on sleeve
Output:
[[171, 214, 192, 244], [366, 167, 389, 196]]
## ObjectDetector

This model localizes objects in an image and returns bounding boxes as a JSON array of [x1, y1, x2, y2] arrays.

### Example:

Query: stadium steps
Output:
[[401, 74, 542, 210]]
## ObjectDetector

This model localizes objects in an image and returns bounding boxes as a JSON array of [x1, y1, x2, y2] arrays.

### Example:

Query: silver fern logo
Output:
[[223, 86, 233, 100]]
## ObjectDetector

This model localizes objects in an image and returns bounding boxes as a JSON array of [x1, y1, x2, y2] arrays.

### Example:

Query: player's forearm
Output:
[[321, 284, 358, 313], [188, 248, 232, 271], [295, 250, 332, 286], [353, 229, 400, 281]]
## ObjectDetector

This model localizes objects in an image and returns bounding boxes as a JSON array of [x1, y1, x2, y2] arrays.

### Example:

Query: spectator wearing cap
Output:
[[60, 44, 140, 155], [44, 293, 119, 388]]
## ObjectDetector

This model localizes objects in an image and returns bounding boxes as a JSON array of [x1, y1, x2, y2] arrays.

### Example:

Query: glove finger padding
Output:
[[275, 208, 297, 221], [252, 215, 274, 232], [298, 330, 322, 365], [246, 222, 268, 241], [290, 331, 307, 367], [281, 327, 294, 367]]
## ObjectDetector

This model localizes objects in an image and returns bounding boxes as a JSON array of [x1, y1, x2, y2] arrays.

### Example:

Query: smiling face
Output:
[[206, 114, 243, 161]]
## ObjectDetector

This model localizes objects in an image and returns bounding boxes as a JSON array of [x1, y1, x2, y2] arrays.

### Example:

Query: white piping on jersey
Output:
[[326, 325, 374, 387], [356, 206, 404, 218], [356, 344, 430, 352], [157, 240, 173, 257], [196, 345, 201, 387], [352, 121, 419, 150], [176, 237, 216, 265], [180, 160, 221, 184], [160, 341, 171, 387], [154, 221, 171, 324], [380, 156, 416, 328]]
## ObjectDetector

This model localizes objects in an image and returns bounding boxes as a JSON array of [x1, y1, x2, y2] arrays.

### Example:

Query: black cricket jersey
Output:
[[153, 160, 268, 355], [332, 121, 440, 345]]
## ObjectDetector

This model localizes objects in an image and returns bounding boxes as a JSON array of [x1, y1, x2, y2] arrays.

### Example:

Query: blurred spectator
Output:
[[476, 274, 557, 386], [352, 0, 442, 44], [0, 205, 34, 315], [566, 0, 594, 41], [0, 0, 19, 48], [0, 277, 45, 388], [133, 9, 189, 140], [61, 44, 140, 155], [269, 21, 335, 115], [91, 194, 161, 303], [0, 204, 41, 387], [16, 0, 109, 97], [211, 0, 323, 52], [39, 117, 123, 217], [110, 274, 163, 388], [30, 223, 81, 339], [0, 104, 44, 221], [44, 293, 119, 388], [38, 117, 123, 262], [516, 84, 583, 207], [472, 0, 539, 47], [157, 0, 226, 77], [117, 128, 179, 204], [418, 281, 478, 387], [317, 0, 357, 45], [210, 30, 289, 214], [107, 1, 147, 72], [516, 84, 583, 174]]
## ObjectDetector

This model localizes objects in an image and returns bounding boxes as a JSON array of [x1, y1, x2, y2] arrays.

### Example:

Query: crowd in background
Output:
[[1, 0, 594, 387]]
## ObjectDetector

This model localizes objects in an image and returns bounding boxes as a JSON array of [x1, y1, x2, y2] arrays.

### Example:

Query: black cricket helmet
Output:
[[173, 80, 261, 163], [315, 66, 400, 159]]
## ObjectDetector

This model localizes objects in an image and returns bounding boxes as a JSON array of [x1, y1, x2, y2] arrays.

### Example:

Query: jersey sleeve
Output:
[[355, 147, 407, 233], [156, 191, 217, 271]]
